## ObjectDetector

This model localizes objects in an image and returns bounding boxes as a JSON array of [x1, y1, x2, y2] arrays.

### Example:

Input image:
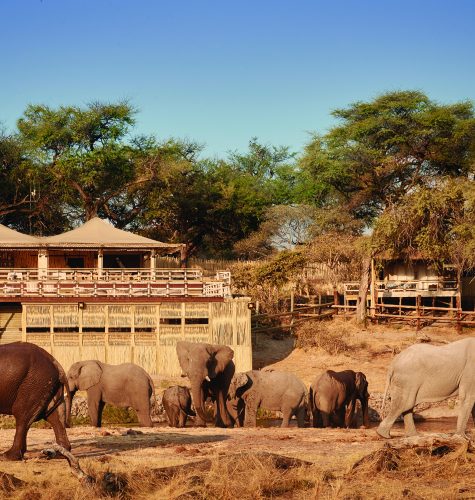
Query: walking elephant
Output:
[[309, 370, 369, 428], [162, 386, 196, 427], [377, 338, 475, 439], [0, 342, 71, 460], [228, 370, 308, 427], [67, 360, 155, 427], [176, 341, 235, 428]]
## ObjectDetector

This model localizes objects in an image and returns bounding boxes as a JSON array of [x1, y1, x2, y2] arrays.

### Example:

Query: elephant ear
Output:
[[210, 345, 234, 375], [78, 361, 102, 390], [355, 372, 368, 398], [176, 341, 191, 375], [229, 372, 249, 398]]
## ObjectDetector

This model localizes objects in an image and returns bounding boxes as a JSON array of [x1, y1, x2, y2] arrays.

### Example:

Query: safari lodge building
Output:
[[0, 218, 251, 375]]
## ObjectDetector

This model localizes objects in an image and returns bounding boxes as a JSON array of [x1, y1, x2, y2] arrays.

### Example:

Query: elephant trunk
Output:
[[191, 380, 211, 423]]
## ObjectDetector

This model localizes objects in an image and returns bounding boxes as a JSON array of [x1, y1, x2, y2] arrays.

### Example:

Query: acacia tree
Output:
[[17, 101, 148, 222], [300, 91, 475, 320]]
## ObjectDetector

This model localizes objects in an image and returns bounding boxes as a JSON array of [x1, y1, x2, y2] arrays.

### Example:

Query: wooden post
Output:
[[333, 287, 339, 314], [416, 295, 421, 331], [370, 258, 378, 321], [456, 292, 462, 334], [180, 244, 187, 269], [290, 290, 295, 334], [254, 300, 260, 346]]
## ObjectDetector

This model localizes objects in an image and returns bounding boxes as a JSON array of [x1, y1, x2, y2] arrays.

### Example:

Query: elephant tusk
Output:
[[205, 376, 211, 382]]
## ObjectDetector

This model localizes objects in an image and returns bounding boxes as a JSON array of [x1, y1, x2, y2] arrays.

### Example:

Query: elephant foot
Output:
[[376, 425, 391, 439], [3, 449, 23, 461], [454, 431, 470, 441]]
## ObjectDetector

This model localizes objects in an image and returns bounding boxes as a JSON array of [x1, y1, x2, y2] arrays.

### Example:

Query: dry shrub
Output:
[[128, 453, 322, 499], [294, 320, 350, 355]]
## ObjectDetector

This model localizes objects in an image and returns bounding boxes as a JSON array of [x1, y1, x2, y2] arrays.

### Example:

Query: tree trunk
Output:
[[356, 256, 372, 324]]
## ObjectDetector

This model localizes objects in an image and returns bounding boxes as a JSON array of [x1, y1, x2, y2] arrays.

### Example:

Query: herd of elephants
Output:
[[1, 336, 475, 460]]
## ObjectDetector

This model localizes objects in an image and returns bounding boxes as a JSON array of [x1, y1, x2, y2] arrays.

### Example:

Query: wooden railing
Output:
[[0, 268, 232, 298], [344, 279, 457, 294]]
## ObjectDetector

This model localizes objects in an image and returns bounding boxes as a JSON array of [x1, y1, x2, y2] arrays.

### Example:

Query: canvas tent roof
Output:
[[41, 217, 182, 251], [0, 218, 182, 252], [0, 224, 41, 248]]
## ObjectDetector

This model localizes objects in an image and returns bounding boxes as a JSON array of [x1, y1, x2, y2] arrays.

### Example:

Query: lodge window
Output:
[[67, 257, 85, 268], [160, 318, 181, 325], [185, 318, 209, 325], [0, 252, 14, 267]]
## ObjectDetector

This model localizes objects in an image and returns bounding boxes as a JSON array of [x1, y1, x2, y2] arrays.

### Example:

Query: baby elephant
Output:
[[309, 370, 369, 428], [162, 386, 196, 427], [228, 370, 308, 427], [67, 360, 155, 427]]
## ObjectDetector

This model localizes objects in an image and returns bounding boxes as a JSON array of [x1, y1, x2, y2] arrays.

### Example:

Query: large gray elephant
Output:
[[309, 370, 369, 428], [176, 341, 235, 428], [162, 386, 196, 427], [0, 342, 71, 460], [228, 370, 308, 427], [377, 338, 475, 439], [67, 360, 155, 427]]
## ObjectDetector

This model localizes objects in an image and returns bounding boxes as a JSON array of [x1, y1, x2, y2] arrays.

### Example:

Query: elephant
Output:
[[228, 370, 308, 427], [377, 338, 475, 439], [67, 360, 155, 427], [176, 341, 235, 428], [0, 342, 71, 460], [226, 395, 245, 427], [162, 386, 196, 427], [309, 370, 369, 428]]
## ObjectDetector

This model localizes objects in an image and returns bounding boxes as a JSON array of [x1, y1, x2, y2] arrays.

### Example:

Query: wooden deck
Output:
[[0, 268, 232, 299]]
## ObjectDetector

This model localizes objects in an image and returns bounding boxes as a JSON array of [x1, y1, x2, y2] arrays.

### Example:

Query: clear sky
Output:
[[1, 0, 474, 157]]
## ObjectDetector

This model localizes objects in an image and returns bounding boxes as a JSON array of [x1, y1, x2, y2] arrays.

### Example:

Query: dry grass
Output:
[[5, 442, 475, 500], [294, 319, 352, 355]]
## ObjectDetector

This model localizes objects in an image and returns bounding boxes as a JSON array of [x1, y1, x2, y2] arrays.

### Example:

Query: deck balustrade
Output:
[[0, 268, 231, 298]]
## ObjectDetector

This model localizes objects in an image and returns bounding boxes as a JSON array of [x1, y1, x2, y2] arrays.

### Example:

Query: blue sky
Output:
[[1, 0, 474, 157]]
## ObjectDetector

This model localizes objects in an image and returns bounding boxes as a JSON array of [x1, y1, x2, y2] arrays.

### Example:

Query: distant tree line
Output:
[[1, 91, 474, 282]]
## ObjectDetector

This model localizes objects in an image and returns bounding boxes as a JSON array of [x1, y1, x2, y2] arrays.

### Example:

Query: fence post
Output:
[[333, 287, 339, 314], [290, 290, 295, 334], [456, 292, 462, 334], [416, 295, 421, 332], [254, 300, 260, 346]]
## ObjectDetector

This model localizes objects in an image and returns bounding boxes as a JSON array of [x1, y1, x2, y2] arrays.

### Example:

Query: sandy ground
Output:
[[0, 319, 472, 498]]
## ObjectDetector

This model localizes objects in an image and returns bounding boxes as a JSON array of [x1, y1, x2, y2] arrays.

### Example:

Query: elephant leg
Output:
[[281, 404, 292, 428], [321, 411, 331, 428], [87, 391, 102, 427], [296, 406, 306, 428], [312, 409, 322, 428], [136, 405, 153, 427], [46, 408, 71, 451], [243, 401, 258, 427], [335, 408, 346, 428], [402, 411, 417, 437], [377, 390, 416, 439], [344, 400, 356, 428], [178, 411, 187, 428], [4, 418, 29, 460], [456, 395, 475, 438], [214, 390, 233, 428]]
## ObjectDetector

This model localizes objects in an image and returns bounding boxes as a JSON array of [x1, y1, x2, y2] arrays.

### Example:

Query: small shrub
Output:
[[102, 405, 138, 425], [295, 320, 350, 355]]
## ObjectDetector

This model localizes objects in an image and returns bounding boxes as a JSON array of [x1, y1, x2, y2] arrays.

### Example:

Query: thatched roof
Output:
[[0, 224, 41, 248], [0, 218, 183, 253]]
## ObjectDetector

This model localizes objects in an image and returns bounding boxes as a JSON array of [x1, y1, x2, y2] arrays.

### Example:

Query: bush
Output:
[[294, 320, 350, 354]]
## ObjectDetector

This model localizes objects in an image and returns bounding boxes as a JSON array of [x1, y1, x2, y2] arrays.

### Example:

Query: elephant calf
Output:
[[67, 360, 155, 427], [162, 386, 196, 427], [309, 370, 369, 428], [228, 370, 308, 428]]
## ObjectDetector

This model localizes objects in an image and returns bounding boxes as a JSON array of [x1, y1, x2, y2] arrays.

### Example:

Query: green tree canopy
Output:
[[299, 90, 475, 222]]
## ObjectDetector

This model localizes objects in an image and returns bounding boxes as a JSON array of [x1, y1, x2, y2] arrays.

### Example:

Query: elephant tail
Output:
[[381, 367, 393, 415], [308, 386, 314, 412], [148, 375, 157, 408], [47, 360, 71, 428]]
